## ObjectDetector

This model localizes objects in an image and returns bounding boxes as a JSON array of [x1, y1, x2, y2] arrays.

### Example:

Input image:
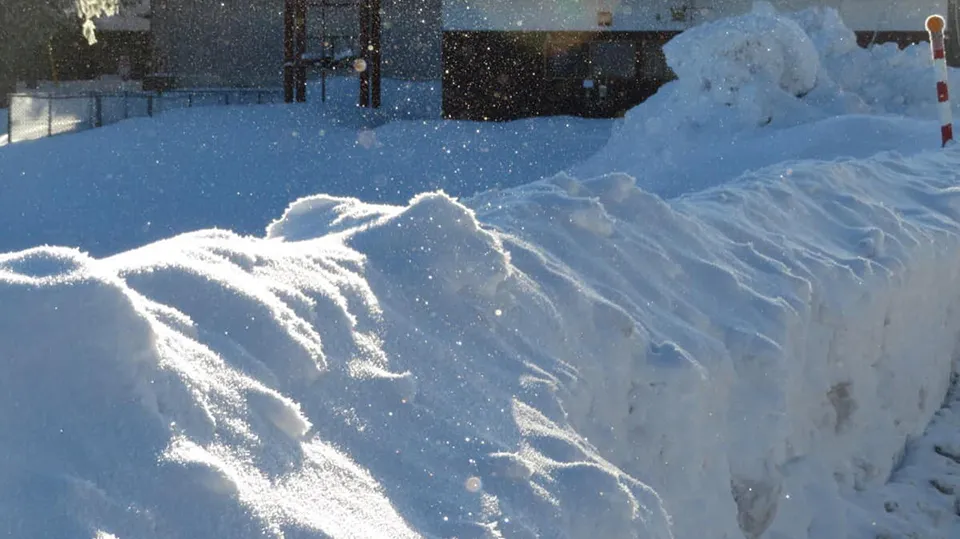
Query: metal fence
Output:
[[6, 88, 283, 144]]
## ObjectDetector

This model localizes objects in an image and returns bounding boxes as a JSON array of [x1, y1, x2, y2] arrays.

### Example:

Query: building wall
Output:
[[151, 0, 442, 88], [151, 0, 283, 87], [149, 0, 944, 92], [442, 0, 946, 32], [382, 0, 442, 78], [440, 0, 942, 121]]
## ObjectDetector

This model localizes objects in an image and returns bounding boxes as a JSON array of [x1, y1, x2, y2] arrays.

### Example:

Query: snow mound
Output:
[[573, 4, 946, 196], [659, 2, 942, 126], [0, 246, 417, 538], [0, 193, 697, 539], [665, 2, 819, 113]]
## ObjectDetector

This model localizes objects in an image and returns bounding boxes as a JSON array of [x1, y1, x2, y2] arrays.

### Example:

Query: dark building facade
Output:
[[440, 0, 943, 120]]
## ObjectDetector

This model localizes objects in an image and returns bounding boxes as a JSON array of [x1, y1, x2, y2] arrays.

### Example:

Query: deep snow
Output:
[[3, 4, 960, 539]]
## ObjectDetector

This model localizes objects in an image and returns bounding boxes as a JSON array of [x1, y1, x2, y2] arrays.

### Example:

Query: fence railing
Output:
[[6, 88, 283, 144]]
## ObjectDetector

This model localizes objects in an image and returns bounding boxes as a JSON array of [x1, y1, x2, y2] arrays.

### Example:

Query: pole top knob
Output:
[[927, 14, 945, 33]]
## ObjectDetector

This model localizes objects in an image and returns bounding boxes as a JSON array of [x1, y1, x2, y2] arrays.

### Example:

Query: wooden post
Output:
[[294, 0, 307, 102], [371, 0, 382, 108], [359, 0, 371, 107], [283, 0, 295, 102]]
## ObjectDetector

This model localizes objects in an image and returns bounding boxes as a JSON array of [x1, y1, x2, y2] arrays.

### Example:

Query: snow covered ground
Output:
[[3, 4, 960, 539], [0, 86, 612, 256]]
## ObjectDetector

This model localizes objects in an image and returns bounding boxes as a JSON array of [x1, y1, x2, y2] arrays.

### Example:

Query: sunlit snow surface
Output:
[[3, 4, 960, 539]]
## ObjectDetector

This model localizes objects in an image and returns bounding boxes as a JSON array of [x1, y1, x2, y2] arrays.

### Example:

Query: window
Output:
[[589, 41, 636, 79], [544, 39, 589, 79]]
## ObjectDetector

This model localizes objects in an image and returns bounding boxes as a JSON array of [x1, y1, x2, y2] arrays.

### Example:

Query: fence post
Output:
[[95, 95, 103, 127], [188, 94, 193, 107], [147, 94, 154, 117], [47, 96, 53, 137], [7, 97, 12, 142]]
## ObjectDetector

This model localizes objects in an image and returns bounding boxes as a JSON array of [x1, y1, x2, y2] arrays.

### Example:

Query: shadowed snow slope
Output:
[[5, 141, 960, 538]]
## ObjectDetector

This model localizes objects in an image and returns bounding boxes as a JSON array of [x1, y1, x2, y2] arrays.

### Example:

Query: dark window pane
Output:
[[590, 41, 636, 79]]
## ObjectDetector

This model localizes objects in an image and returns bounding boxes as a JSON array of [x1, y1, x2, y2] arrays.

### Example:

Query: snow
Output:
[[3, 4, 960, 539], [0, 79, 612, 256], [573, 5, 952, 196]]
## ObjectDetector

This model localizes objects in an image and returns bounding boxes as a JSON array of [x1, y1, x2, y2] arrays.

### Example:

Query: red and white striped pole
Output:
[[926, 14, 954, 147]]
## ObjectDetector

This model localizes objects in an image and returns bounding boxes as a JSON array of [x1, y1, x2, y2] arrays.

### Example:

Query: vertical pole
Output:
[[47, 97, 53, 137], [283, 0, 295, 103], [371, 0, 382, 108], [927, 15, 954, 147], [359, 0, 371, 107], [294, 0, 307, 102]]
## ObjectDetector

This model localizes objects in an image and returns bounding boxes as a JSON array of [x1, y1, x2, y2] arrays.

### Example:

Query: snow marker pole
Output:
[[927, 14, 954, 147]]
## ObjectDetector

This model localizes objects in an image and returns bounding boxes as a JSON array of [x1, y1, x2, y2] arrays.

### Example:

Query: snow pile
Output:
[[660, 2, 946, 127], [0, 246, 418, 538], [573, 3, 948, 196], [5, 142, 960, 537], [664, 2, 820, 126]]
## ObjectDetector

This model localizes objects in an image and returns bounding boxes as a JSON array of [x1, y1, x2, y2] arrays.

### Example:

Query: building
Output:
[[58, 1, 153, 82], [148, 0, 944, 119], [150, 0, 440, 88], [440, 0, 941, 120]]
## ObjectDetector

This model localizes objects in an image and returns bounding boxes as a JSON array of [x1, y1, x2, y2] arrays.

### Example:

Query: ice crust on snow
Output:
[[4, 4, 960, 539]]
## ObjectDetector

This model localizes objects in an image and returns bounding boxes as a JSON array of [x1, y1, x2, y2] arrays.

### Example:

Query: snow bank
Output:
[[466, 148, 960, 538], [573, 3, 949, 196], [6, 141, 960, 537]]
